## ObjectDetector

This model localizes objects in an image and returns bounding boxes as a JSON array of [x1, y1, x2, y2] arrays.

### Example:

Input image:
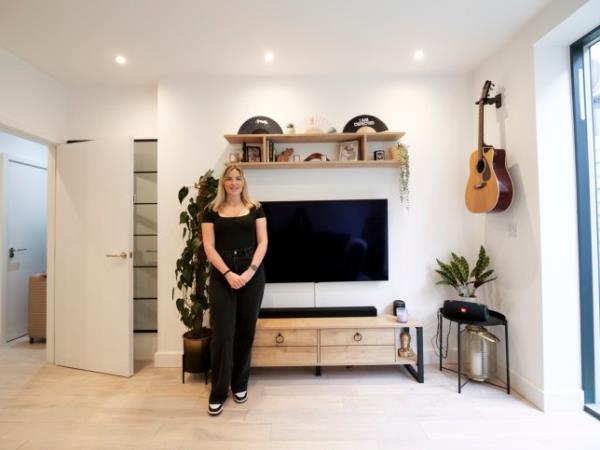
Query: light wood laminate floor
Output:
[[1, 338, 599, 449]]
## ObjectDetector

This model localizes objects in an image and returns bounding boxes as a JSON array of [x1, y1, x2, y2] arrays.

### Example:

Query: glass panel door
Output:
[[572, 26, 600, 418], [591, 41, 600, 410]]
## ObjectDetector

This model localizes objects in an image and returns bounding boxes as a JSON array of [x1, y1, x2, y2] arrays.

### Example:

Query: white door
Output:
[[55, 139, 133, 377], [5, 157, 47, 342]]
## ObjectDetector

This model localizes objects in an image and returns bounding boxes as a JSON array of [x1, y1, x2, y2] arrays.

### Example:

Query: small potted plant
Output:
[[435, 245, 496, 299], [286, 123, 296, 134], [173, 170, 218, 383]]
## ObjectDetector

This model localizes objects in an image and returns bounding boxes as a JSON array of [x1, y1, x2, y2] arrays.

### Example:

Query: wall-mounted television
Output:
[[261, 199, 388, 283]]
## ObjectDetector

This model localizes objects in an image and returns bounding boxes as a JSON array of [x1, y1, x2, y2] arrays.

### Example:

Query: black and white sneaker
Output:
[[233, 391, 248, 404], [208, 402, 224, 416]]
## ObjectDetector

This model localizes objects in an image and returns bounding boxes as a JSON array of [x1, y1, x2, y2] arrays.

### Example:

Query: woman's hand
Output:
[[225, 272, 246, 289], [240, 269, 255, 284]]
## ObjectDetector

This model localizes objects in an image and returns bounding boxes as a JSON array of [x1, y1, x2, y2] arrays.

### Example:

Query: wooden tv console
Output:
[[251, 314, 424, 382]]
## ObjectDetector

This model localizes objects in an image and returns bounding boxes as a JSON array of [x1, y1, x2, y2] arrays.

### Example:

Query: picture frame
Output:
[[229, 151, 242, 163], [374, 150, 385, 161], [338, 140, 359, 161], [245, 145, 262, 162]]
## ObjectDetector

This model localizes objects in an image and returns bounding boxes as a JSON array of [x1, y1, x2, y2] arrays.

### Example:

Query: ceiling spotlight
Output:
[[115, 55, 127, 65], [264, 52, 274, 63], [413, 50, 425, 61]]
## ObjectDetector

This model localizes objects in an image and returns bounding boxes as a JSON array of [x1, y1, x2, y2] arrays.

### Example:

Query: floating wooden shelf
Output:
[[225, 131, 406, 167], [224, 131, 405, 144], [236, 160, 402, 169]]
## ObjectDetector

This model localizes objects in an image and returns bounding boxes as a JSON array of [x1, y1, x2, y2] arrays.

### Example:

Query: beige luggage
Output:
[[28, 273, 46, 343]]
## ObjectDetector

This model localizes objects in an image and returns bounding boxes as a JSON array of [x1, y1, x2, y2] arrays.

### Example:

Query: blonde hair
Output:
[[210, 164, 259, 212]]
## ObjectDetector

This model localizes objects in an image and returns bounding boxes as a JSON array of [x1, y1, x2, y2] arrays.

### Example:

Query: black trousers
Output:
[[208, 247, 265, 404]]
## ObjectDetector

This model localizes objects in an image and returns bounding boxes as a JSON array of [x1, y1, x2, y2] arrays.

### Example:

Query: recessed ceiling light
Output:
[[264, 52, 274, 63], [115, 55, 127, 65], [414, 50, 425, 61]]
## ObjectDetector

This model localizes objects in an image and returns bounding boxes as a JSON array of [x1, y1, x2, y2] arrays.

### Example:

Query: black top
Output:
[[201, 204, 265, 251], [439, 308, 507, 326]]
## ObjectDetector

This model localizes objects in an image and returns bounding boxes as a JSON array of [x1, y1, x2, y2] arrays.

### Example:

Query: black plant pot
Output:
[[182, 330, 212, 384]]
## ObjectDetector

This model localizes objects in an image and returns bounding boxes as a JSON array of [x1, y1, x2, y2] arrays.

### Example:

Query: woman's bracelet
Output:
[[223, 269, 231, 276]]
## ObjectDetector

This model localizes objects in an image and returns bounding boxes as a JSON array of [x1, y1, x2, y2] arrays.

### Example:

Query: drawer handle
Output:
[[353, 332, 363, 342], [275, 333, 285, 344]]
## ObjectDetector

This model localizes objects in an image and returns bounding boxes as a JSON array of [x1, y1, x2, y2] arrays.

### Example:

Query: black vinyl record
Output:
[[343, 115, 388, 133], [237, 116, 283, 134]]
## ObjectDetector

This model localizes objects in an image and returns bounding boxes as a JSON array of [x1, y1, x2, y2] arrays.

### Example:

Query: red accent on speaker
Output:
[[460, 307, 467, 313]]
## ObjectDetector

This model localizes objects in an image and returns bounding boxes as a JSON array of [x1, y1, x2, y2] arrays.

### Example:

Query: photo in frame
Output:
[[229, 150, 242, 162], [374, 150, 385, 161], [338, 140, 359, 161], [245, 145, 262, 162]]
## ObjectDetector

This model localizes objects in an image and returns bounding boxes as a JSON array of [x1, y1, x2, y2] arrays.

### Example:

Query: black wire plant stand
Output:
[[438, 308, 510, 394]]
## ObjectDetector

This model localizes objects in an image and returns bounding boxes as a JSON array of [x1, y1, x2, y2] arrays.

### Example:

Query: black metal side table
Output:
[[438, 308, 510, 394]]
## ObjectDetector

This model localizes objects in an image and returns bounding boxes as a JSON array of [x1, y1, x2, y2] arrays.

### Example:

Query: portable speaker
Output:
[[442, 300, 489, 322], [393, 300, 406, 316]]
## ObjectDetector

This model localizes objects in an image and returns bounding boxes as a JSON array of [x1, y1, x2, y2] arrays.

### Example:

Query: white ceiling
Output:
[[0, 0, 550, 86]]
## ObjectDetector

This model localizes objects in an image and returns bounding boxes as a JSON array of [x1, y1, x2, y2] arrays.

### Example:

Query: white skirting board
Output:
[[154, 350, 183, 367], [154, 347, 440, 368], [151, 345, 584, 412]]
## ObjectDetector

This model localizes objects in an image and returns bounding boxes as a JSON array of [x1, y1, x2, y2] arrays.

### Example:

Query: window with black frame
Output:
[[571, 25, 600, 420]]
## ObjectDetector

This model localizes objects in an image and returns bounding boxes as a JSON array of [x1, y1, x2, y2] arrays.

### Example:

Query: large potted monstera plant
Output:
[[435, 245, 496, 299], [174, 170, 218, 383]]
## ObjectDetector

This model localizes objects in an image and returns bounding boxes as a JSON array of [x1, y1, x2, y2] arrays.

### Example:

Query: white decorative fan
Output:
[[299, 115, 335, 134]]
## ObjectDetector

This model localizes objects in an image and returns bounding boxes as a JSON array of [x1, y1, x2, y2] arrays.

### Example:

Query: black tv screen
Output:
[[261, 199, 388, 283]]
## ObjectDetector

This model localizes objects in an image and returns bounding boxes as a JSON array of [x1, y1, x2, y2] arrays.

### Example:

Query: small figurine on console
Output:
[[277, 147, 294, 162], [398, 328, 415, 358]]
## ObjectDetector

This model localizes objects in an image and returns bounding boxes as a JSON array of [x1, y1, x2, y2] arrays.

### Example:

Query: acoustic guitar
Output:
[[465, 81, 513, 213]]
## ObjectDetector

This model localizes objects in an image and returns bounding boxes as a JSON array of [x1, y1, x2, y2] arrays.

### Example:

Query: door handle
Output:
[[8, 248, 27, 258], [106, 252, 128, 259]]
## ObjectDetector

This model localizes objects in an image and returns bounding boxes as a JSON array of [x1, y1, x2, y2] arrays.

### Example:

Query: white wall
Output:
[[0, 131, 48, 343], [64, 85, 157, 361], [67, 85, 157, 140], [0, 130, 48, 164], [155, 74, 477, 366], [0, 48, 67, 144], [0, 47, 66, 361], [472, 0, 593, 411]]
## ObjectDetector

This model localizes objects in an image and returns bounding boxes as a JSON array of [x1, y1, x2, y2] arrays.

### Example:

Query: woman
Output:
[[201, 164, 268, 416]]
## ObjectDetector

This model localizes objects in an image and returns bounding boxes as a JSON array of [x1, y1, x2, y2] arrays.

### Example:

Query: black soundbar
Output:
[[259, 306, 377, 319]]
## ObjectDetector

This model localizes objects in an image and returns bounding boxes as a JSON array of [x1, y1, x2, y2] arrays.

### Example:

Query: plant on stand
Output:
[[434, 245, 496, 299], [173, 170, 218, 383]]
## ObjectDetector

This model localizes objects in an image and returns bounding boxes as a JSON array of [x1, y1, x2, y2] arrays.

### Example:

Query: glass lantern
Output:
[[465, 325, 500, 382]]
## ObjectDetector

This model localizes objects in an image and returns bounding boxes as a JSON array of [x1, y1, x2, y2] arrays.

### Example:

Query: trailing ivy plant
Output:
[[395, 142, 410, 208], [435, 245, 496, 298], [173, 170, 218, 339]]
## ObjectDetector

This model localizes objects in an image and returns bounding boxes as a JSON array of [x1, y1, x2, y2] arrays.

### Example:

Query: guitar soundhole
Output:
[[476, 159, 486, 174]]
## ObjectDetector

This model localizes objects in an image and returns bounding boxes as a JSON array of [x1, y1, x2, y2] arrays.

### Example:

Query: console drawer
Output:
[[254, 329, 317, 347], [320, 328, 394, 346], [251, 346, 317, 366], [320, 345, 396, 365]]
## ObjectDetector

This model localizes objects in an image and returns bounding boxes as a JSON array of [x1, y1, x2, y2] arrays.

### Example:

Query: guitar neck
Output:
[[478, 101, 484, 158]]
